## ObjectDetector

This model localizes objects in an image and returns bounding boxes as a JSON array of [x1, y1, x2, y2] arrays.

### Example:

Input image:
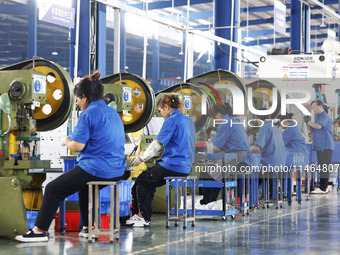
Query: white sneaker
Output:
[[79, 228, 95, 239], [311, 188, 327, 194], [15, 230, 48, 243], [126, 214, 150, 227]]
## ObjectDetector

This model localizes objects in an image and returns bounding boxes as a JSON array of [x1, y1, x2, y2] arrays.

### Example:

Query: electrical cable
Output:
[[217, 43, 259, 67]]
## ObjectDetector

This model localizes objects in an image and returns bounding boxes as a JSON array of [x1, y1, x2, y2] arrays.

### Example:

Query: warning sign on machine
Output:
[[282, 64, 309, 79]]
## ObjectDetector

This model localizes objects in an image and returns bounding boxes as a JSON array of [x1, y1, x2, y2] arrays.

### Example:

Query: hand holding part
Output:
[[304, 116, 310, 123], [130, 155, 143, 166], [250, 145, 261, 154], [60, 136, 70, 146]]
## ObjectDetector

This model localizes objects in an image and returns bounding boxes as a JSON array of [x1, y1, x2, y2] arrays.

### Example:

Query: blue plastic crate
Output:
[[64, 159, 77, 171], [101, 201, 131, 216], [63, 159, 78, 201], [100, 180, 133, 217], [286, 152, 309, 166], [100, 180, 133, 203], [66, 193, 79, 202], [26, 211, 39, 229]]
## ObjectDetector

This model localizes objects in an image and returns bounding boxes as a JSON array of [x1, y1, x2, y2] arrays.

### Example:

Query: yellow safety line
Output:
[[133, 200, 340, 254]]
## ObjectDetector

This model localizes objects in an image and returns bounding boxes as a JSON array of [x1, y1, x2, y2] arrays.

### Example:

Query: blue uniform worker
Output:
[[16, 71, 126, 242], [312, 111, 334, 151], [201, 104, 250, 205], [71, 100, 126, 178], [128, 94, 195, 226], [308, 100, 334, 193], [282, 122, 308, 166], [212, 114, 250, 153], [251, 119, 286, 201], [253, 121, 286, 168], [157, 108, 196, 174]]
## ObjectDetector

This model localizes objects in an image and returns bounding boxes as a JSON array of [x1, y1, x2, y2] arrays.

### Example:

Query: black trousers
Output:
[[131, 163, 188, 222], [35, 166, 120, 231], [316, 149, 333, 191], [199, 162, 249, 205]]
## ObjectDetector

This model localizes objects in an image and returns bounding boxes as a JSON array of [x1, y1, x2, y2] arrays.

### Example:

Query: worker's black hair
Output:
[[277, 112, 294, 120], [73, 70, 104, 104], [157, 93, 182, 109], [311, 100, 328, 113], [208, 102, 233, 118], [255, 108, 270, 120], [311, 99, 324, 106]]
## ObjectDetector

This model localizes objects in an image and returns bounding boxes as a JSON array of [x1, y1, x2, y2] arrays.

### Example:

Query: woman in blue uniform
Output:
[[250, 111, 286, 200], [200, 102, 250, 205], [278, 113, 308, 202], [278, 113, 308, 160], [16, 71, 126, 242], [307, 100, 334, 194], [250, 113, 286, 168], [127, 94, 195, 227]]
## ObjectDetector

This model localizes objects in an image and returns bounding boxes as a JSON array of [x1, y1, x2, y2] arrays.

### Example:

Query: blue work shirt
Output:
[[254, 121, 286, 167], [156, 109, 196, 174], [70, 100, 126, 178], [212, 114, 250, 153], [283, 123, 308, 154], [283, 123, 309, 166], [312, 111, 334, 151]]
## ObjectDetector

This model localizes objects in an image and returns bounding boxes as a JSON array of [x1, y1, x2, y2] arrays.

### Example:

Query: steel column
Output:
[[214, 0, 238, 72], [27, 0, 37, 59], [97, 2, 106, 77], [290, 0, 302, 51], [151, 35, 160, 92]]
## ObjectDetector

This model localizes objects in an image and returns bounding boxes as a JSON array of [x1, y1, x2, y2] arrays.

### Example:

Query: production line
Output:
[[0, 52, 340, 241]]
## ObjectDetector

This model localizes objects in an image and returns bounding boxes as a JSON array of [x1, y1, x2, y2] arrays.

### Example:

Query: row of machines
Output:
[[0, 57, 273, 238], [0, 58, 156, 239], [2, 43, 340, 238]]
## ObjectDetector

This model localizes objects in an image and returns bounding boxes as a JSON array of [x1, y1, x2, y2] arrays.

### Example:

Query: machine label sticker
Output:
[[33, 75, 47, 94], [281, 64, 309, 79], [123, 87, 132, 103], [184, 96, 191, 109]]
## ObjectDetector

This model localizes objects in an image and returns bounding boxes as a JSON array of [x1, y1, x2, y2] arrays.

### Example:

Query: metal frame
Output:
[[165, 176, 196, 229], [87, 181, 120, 243]]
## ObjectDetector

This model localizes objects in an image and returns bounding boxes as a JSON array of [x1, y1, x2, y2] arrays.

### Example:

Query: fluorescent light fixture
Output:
[[244, 37, 254, 42], [52, 51, 58, 55]]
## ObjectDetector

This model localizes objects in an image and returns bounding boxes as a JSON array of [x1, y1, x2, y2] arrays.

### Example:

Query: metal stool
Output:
[[87, 181, 119, 242], [165, 176, 196, 229]]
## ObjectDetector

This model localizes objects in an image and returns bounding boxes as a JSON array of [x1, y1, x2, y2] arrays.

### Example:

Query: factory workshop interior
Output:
[[1, 0, 340, 254]]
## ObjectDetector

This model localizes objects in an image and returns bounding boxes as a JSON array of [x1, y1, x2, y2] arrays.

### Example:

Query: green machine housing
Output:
[[0, 59, 74, 239]]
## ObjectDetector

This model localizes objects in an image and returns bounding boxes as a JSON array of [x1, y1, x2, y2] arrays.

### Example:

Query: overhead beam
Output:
[[240, 4, 290, 14], [130, 0, 212, 10], [243, 33, 330, 46], [184, 11, 212, 21], [308, 0, 340, 23], [0, 4, 29, 15], [242, 28, 291, 37], [240, 0, 337, 13], [100, 0, 265, 57]]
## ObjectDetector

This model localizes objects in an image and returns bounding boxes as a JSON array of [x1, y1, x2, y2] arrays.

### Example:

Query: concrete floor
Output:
[[1, 191, 340, 255]]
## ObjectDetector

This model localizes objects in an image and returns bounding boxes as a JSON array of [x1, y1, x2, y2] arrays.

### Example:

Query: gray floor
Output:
[[1, 190, 340, 255]]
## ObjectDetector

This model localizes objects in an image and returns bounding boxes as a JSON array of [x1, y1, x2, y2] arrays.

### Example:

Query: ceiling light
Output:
[[244, 37, 254, 42]]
